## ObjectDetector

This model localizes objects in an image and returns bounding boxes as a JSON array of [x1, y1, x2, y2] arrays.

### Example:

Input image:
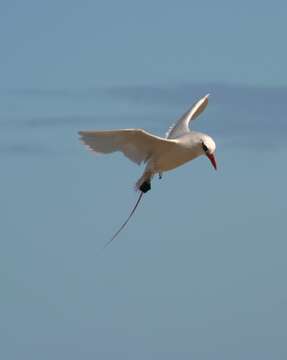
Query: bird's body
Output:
[[79, 94, 217, 245], [79, 94, 216, 192], [145, 131, 214, 172]]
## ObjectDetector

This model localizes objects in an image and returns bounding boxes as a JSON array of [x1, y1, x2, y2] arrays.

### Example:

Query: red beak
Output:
[[207, 153, 217, 170]]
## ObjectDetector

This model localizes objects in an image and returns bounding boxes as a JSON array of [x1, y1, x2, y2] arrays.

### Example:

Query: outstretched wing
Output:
[[166, 94, 209, 139], [79, 129, 173, 165]]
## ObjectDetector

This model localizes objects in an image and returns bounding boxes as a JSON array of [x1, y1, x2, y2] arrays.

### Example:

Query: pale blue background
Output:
[[1, 1, 287, 359]]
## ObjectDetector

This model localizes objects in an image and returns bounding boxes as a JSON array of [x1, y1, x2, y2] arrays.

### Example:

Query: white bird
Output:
[[79, 94, 217, 246]]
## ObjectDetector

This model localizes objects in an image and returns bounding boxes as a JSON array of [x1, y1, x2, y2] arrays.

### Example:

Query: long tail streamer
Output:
[[103, 191, 144, 249]]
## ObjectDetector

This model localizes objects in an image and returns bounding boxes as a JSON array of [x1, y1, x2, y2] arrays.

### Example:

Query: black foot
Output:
[[139, 181, 151, 193]]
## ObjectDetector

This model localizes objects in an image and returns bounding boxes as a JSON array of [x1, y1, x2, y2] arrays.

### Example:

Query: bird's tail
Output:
[[103, 191, 144, 249]]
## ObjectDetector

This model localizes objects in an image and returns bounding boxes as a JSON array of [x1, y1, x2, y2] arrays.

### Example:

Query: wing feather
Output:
[[166, 94, 209, 139], [79, 129, 173, 165]]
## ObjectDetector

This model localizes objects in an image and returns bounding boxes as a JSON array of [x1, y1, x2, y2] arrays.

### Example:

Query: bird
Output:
[[79, 94, 217, 246]]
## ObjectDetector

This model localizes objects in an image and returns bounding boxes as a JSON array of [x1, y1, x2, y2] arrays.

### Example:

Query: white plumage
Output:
[[79, 94, 216, 192], [79, 129, 175, 166], [165, 93, 210, 139]]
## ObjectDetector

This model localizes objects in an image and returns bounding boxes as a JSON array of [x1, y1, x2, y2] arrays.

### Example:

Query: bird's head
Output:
[[200, 135, 217, 170]]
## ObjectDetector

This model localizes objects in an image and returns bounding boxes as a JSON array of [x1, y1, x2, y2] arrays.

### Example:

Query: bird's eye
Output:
[[202, 143, 209, 153]]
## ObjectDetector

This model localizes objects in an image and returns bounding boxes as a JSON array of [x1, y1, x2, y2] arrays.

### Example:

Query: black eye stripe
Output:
[[202, 143, 208, 152]]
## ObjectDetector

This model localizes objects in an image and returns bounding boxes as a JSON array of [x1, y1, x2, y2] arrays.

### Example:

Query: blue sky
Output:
[[1, 0, 287, 88], [1, 1, 287, 359]]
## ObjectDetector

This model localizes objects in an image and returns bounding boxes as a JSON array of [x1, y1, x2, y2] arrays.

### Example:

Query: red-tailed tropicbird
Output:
[[79, 94, 217, 247]]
